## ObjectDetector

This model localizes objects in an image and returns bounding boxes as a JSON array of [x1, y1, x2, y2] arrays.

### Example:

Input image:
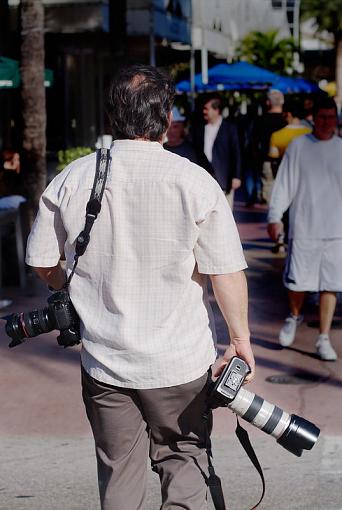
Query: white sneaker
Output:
[[316, 335, 337, 361], [279, 314, 303, 347]]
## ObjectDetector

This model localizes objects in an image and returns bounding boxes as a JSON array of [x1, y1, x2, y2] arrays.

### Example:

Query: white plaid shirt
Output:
[[26, 140, 247, 389]]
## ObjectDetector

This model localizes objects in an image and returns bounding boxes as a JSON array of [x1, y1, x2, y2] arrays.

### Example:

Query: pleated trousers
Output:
[[82, 368, 212, 510]]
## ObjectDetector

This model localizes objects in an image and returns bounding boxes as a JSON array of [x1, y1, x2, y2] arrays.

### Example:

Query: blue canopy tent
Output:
[[272, 76, 320, 94], [176, 61, 320, 94], [208, 62, 277, 85], [176, 78, 236, 93], [176, 61, 277, 93]]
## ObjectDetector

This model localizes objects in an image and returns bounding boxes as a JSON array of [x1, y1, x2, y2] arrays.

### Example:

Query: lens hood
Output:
[[277, 414, 320, 457]]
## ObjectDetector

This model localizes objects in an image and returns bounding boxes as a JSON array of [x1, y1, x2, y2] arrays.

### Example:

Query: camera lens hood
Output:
[[276, 414, 320, 457]]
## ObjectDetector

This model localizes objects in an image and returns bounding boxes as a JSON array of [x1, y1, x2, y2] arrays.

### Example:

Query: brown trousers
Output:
[[82, 368, 212, 510]]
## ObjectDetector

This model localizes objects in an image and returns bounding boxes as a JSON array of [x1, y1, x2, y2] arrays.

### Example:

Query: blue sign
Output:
[[153, 0, 191, 44]]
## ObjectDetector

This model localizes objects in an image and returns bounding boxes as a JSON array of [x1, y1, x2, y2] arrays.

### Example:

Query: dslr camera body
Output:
[[5, 288, 80, 348], [208, 356, 320, 457]]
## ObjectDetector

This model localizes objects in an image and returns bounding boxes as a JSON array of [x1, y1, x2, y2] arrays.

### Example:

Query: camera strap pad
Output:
[[67, 148, 111, 286]]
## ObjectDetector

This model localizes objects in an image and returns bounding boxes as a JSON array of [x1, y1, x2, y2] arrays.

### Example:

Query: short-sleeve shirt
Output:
[[26, 140, 247, 389], [268, 134, 342, 239], [269, 125, 311, 159]]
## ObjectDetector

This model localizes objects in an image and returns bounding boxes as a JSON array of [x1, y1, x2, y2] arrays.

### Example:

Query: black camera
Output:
[[4, 288, 81, 349], [208, 356, 320, 457]]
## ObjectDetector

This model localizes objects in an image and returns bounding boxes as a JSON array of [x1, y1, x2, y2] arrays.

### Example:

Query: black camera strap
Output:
[[203, 408, 227, 510], [203, 410, 265, 510], [66, 148, 111, 287], [235, 417, 265, 509]]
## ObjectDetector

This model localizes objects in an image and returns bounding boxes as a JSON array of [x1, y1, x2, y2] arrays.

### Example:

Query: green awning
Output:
[[0, 57, 20, 88], [0, 56, 53, 89]]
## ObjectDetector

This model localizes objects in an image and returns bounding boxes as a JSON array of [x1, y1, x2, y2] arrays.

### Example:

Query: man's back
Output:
[[254, 112, 287, 160], [27, 139, 245, 388]]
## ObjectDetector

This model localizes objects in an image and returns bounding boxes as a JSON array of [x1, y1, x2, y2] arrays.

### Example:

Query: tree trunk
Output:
[[0, 0, 10, 54], [20, 0, 46, 225], [335, 31, 342, 111]]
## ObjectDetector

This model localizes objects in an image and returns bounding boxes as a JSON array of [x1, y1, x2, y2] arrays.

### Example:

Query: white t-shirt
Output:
[[268, 134, 342, 239], [26, 140, 247, 389]]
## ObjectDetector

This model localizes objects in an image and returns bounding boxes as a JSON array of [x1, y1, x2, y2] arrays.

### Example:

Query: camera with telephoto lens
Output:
[[4, 288, 81, 349], [208, 356, 320, 457]]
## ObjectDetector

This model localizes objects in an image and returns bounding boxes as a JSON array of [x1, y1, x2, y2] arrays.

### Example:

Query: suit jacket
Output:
[[193, 119, 241, 192]]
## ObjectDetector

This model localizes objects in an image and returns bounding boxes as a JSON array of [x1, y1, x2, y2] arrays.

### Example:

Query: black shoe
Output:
[[245, 199, 255, 207]]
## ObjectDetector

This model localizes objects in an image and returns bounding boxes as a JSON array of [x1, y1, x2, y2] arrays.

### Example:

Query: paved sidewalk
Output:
[[0, 202, 341, 509]]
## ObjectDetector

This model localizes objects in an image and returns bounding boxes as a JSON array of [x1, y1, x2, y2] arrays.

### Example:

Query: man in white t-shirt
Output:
[[268, 97, 342, 361], [25, 65, 255, 510]]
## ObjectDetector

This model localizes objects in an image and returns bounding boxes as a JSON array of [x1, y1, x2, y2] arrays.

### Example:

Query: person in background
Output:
[[268, 101, 312, 253], [301, 96, 314, 129], [269, 100, 312, 176], [0, 150, 26, 210], [164, 106, 198, 163], [0, 150, 27, 309], [268, 97, 341, 361], [236, 103, 261, 207], [192, 95, 241, 209], [253, 89, 287, 204]]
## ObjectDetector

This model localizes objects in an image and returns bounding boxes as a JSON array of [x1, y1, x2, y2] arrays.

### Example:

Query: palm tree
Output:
[[236, 30, 297, 75], [20, 0, 46, 223], [301, 0, 342, 105]]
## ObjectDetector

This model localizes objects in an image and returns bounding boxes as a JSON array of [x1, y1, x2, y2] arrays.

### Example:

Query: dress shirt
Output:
[[26, 140, 247, 389], [204, 116, 222, 163]]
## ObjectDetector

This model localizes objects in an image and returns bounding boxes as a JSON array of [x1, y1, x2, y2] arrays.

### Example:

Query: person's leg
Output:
[[319, 291, 337, 334], [244, 168, 255, 205], [315, 240, 341, 360], [139, 371, 211, 510], [81, 368, 149, 510], [288, 290, 306, 316], [261, 161, 274, 204], [279, 290, 305, 346], [316, 292, 338, 360]]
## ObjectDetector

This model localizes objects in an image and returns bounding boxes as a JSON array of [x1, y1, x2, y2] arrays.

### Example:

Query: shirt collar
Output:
[[111, 139, 163, 151], [206, 116, 222, 129]]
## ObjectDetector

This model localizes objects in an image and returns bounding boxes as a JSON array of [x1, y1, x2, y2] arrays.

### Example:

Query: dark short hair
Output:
[[283, 100, 304, 120], [204, 94, 223, 113], [312, 96, 337, 118], [108, 64, 175, 141]]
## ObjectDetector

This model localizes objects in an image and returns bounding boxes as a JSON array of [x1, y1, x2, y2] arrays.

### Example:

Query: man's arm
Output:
[[267, 150, 297, 241], [210, 271, 255, 383], [33, 262, 66, 290]]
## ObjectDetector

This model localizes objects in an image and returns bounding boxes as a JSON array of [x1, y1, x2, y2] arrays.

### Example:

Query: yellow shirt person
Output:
[[269, 124, 311, 159]]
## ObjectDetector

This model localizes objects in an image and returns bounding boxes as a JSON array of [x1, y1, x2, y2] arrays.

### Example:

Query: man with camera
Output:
[[25, 64, 255, 510]]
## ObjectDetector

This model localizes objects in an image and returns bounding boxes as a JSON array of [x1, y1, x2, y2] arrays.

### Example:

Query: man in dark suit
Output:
[[193, 95, 241, 209]]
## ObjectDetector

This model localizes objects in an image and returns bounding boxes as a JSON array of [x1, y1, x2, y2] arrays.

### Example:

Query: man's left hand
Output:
[[231, 178, 241, 190]]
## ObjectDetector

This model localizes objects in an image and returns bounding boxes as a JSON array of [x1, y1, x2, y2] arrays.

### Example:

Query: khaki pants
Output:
[[82, 368, 212, 510], [261, 161, 274, 204]]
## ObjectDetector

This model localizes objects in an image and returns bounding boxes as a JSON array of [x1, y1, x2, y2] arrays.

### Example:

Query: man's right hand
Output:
[[214, 340, 255, 384], [267, 222, 283, 242]]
